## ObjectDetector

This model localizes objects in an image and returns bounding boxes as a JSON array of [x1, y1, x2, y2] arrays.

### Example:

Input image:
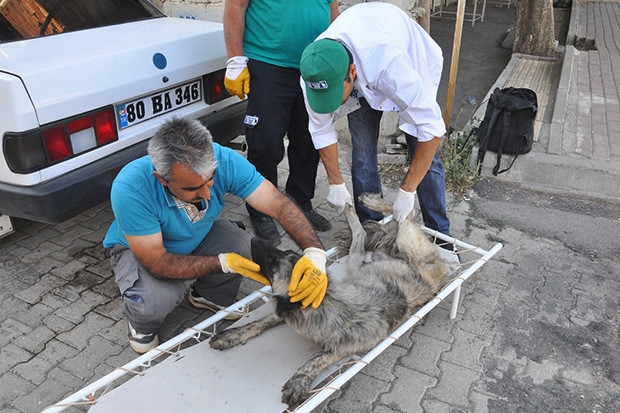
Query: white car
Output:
[[0, 0, 246, 228]]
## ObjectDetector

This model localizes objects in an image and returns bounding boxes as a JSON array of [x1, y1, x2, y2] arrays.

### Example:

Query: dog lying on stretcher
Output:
[[209, 194, 453, 409]]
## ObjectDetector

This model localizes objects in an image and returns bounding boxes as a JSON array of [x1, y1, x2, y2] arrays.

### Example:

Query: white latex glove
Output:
[[300, 247, 327, 273], [392, 188, 416, 222], [326, 183, 352, 214], [224, 56, 250, 99]]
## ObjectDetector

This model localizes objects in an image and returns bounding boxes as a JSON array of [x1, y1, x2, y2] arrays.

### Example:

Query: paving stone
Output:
[[421, 398, 468, 413], [371, 406, 401, 413], [60, 335, 124, 381], [48, 238, 97, 264], [50, 225, 95, 248], [42, 316, 74, 341], [424, 361, 481, 409], [409, 307, 455, 343], [92, 278, 121, 299], [0, 371, 35, 407], [362, 344, 407, 382], [55, 290, 110, 325], [15, 274, 66, 305], [380, 365, 436, 413], [0, 296, 29, 323], [47, 366, 85, 395], [56, 312, 114, 351], [469, 390, 494, 413], [15, 227, 61, 250], [24, 240, 65, 264], [84, 259, 112, 277], [441, 327, 492, 372], [16, 324, 56, 354], [12, 377, 73, 413], [325, 371, 390, 413], [61, 270, 106, 295], [12, 356, 54, 385], [0, 343, 32, 376], [50, 260, 87, 281], [400, 332, 451, 377], [0, 318, 31, 348], [37, 339, 79, 366], [562, 367, 595, 386]]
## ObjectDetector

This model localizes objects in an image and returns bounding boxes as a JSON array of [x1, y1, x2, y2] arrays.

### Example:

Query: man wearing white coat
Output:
[[300, 2, 452, 244]]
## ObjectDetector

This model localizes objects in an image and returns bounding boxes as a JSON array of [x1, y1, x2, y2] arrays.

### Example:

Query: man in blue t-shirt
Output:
[[103, 117, 328, 353]]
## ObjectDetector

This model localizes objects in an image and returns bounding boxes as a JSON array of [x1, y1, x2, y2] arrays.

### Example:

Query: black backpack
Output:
[[475, 87, 538, 175]]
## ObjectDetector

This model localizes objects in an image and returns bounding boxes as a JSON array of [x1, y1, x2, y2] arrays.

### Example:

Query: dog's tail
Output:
[[333, 219, 398, 255]]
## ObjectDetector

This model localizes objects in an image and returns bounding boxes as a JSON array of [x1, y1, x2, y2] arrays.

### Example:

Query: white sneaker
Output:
[[127, 320, 159, 354]]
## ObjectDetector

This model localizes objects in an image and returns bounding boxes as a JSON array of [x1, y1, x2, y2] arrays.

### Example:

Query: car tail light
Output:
[[203, 69, 232, 105], [43, 125, 72, 162], [3, 107, 118, 173]]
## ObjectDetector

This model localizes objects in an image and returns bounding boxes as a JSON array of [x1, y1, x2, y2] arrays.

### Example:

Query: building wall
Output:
[[153, 0, 422, 23]]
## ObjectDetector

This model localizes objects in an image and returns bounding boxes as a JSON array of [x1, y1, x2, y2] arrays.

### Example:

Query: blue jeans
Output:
[[347, 98, 451, 236]]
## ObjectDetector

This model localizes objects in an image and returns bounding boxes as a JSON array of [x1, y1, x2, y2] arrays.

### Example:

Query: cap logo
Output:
[[306, 80, 329, 90]]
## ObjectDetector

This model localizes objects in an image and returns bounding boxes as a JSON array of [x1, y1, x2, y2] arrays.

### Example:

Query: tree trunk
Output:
[[514, 1, 556, 57]]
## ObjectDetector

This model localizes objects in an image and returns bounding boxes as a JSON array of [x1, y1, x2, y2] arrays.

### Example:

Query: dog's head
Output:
[[251, 237, 303, 316]]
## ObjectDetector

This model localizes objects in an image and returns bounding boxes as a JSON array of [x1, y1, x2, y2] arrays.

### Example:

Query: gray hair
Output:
[[148, 117, 217, 182]]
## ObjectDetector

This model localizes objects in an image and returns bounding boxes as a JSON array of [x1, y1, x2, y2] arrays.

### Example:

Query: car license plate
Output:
[[116, 80, 202, 129]]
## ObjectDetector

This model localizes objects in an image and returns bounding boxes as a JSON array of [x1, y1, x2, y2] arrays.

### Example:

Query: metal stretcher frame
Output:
[[45, 227, 502, 413]]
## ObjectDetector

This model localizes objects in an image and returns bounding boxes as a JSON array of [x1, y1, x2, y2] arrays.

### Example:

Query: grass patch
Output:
[[439, 127, 480, 197], [487, 219, 506, 231]]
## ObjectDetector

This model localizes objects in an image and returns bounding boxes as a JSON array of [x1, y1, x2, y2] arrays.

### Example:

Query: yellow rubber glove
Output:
[[224, 56, 250, 100], [289, 248, 327, 309], [218, 253, 269, 285]]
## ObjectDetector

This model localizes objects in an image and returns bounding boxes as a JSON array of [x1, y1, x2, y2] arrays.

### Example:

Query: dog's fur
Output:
[[209, 194, 449, 408]]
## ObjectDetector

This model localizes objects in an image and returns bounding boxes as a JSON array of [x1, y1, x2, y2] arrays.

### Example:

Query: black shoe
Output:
[[433, 237, 456, 253], [304, 209, 332, 232], [249, 215, 281, 242]]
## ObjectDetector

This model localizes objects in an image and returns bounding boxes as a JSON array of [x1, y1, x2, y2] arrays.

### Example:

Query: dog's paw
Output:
[[358, 193, 392, 215], [282, 373, 313, 409], [209, 328, 244, 350]]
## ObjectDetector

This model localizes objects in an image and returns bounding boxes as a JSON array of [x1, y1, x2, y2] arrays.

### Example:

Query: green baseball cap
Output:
[[300, 39, 350, 114]]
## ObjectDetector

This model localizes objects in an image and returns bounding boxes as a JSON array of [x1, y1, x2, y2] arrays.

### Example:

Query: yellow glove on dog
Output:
[[218, 253, 269, 285], [289, 248, 327, 309], [224, 56, 250, 99]]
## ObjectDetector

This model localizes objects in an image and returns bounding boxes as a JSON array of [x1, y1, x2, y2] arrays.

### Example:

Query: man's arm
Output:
[[246, 180, 323, 250], [223, 0, 249, 58], [330, 1, 340, 22], [318, 144, 344, 185], [125, 233, 221, 280]]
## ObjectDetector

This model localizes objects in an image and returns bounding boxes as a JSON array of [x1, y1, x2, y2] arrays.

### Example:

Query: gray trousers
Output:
[[108, 219, 253, 334]]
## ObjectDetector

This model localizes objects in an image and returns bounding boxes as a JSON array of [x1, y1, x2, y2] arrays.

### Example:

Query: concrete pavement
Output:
[[1, 2, 619, 413]]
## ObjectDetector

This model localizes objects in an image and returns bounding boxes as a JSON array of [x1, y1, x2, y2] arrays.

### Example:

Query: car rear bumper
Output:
[[0, 101, 247, 224], [198, 99, 247, 145]]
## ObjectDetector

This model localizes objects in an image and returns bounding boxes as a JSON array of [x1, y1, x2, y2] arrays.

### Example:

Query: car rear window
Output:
[[0, 0, 164, 43]]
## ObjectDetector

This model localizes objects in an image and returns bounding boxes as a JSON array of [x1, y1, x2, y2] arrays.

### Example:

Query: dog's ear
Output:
[[273, 294, 302, 318]]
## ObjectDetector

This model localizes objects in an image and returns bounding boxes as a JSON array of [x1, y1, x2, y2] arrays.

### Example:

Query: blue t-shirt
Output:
[[102, 144, 263, 254]]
